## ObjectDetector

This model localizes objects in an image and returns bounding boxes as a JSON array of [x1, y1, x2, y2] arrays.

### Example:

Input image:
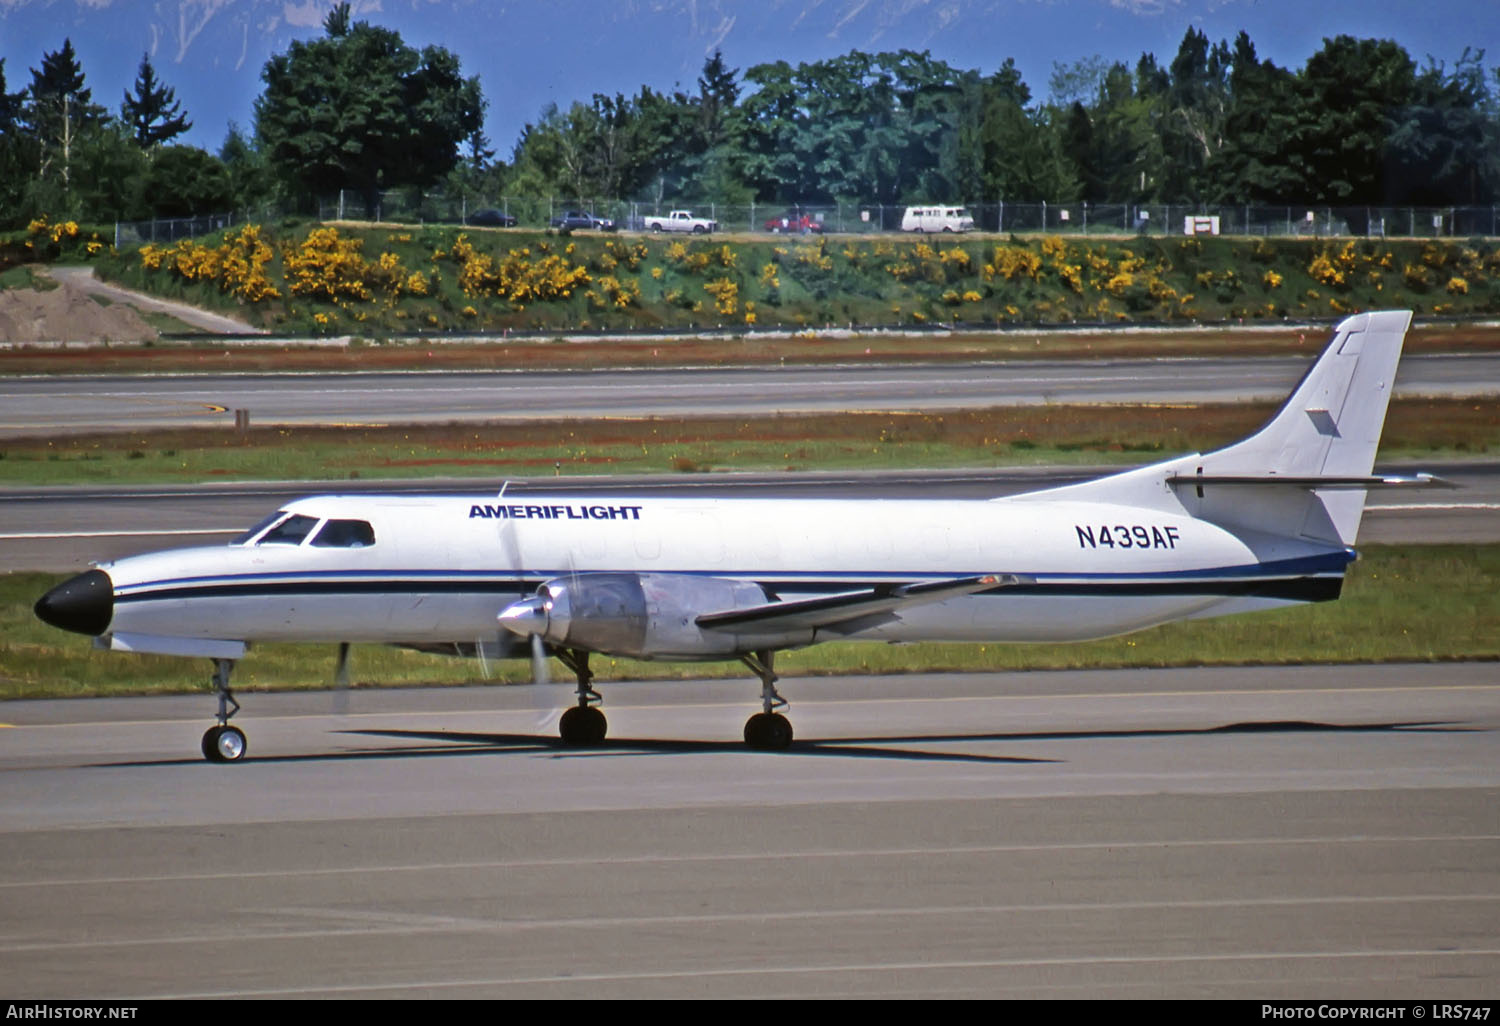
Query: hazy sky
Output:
[[1, 0, 1495, 157]]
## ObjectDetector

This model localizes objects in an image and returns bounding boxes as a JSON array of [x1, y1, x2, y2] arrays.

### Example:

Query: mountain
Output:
[[1, 0, 1495, 159]]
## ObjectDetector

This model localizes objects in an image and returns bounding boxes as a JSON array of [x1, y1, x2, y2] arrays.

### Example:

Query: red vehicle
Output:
[[763, 211, 823, 234]]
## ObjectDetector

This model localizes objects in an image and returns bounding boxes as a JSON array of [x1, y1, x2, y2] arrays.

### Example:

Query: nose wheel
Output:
[[201, 657, 247, 762], [202, 724, 248, 762]]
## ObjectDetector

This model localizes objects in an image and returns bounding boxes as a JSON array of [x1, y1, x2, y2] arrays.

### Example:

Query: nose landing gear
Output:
[[201, 658, 247, 763]]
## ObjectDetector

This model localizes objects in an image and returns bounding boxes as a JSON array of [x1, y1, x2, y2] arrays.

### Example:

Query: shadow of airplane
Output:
[[86, 718, 1473, 769]]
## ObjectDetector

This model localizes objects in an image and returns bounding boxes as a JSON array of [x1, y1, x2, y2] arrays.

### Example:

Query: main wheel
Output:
[[559, 705, 607, 745], [202, 724, 247, 763], [744, 712, 793, 750]]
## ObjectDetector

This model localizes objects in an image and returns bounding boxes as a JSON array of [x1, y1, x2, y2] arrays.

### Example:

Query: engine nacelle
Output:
[[498, 572, 799, 659]]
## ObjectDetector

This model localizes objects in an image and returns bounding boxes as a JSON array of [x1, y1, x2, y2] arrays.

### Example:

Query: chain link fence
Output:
[[330, 192, 1500, 239], [113, 212, 238, 248], [115, 194, 1500, 245]]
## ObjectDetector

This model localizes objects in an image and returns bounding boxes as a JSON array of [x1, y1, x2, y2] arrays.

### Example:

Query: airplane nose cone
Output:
[[35, 569, 113, 636]]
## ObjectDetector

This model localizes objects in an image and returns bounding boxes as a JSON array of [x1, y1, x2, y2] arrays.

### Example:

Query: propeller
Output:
[[332, 641, 351, 715], [492, 481, 565, 731], [530, 632, 551, 685]]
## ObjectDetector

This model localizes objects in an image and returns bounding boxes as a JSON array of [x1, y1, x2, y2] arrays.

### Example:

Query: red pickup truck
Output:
[[763, 211, 823, 234]]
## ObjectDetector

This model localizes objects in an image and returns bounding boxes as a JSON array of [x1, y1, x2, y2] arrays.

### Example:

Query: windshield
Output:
[[257, 514, 321, 545], [232, 511, 290, 545]]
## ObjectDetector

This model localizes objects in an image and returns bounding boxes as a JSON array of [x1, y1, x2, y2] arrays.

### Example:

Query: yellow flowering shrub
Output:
[[702, 277, 738, 315], [284, 227, 372, 301], [138, 225, 279, 303], [983, 245, 1041, 282]]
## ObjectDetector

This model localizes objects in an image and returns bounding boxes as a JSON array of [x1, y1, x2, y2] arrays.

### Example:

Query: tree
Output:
[[0, 59, 34, 225], [1386, 50, 1496, 204], [1158, 28, 1232, 200], [121, 54, 191, 149], [253, 4, 483, 210], [26, 39, 108, 190], [0, 58, 24, 133], [1210, 32, 1304, 202], [71, 121, 149, 221], [140, 145, 231, 216], [1291, 36, 1418, 204], [219, 122, 275, 211]]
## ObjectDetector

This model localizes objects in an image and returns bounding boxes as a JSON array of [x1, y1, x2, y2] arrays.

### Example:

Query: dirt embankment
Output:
[[0, 265, 264, 344], [0, 275, 157, 344]]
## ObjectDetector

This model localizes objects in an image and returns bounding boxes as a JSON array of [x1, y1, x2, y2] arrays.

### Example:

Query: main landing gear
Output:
[[555, 648, 607, 745], [742, 649, 793, 750], [201, 657, 247, 763]]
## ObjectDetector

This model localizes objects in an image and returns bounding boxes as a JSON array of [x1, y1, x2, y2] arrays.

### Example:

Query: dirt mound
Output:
[[0, 279, 156, 344]]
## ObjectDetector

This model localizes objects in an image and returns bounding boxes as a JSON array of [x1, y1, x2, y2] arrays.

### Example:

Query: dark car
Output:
[[764, 211, 823, 234], [549, 210, 617, 232], [467, 209, 517, 227]]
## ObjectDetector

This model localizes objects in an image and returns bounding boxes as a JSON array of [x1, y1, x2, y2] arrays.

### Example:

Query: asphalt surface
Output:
[[0, 663, 1494, 998], [3, 351, 1498, 437]]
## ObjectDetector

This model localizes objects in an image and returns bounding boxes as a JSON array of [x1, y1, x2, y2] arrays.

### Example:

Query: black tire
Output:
[[203, 725, 247, 762], [744, 712, 793, 750], [201, 725, 224, 762], [560, 705, 607, 745]]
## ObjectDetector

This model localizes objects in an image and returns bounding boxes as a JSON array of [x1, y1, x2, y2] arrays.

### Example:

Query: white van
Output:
[[901, 206, 975, 233]]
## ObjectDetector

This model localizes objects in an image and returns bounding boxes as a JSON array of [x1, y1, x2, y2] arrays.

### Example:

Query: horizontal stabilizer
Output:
[[1165, 471, 1457, 492], [697, 574, 1031, 634]]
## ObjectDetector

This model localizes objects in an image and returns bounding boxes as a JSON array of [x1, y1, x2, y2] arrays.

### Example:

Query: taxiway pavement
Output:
[[0, 663, 1495, 998]]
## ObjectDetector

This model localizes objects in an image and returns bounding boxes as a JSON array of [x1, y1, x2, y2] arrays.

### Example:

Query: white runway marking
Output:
[[0, 529, 238, 539], [5, 834, 1495, 891]]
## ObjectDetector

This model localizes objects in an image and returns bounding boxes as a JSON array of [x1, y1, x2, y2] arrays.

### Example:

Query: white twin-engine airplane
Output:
[[36, 310, 1440, 762]]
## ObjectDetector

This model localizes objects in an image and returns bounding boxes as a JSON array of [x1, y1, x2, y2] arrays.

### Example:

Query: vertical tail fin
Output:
[[1200, 310, 1410, 481], [1017, 311, 1414, 548], [1189, 310, 1411, 545]]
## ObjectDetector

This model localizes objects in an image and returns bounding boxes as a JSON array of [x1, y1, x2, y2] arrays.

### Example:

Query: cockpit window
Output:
[[257, 514, 321, 545], [310, 519, 376, 548], [233, 511, 291, 545]]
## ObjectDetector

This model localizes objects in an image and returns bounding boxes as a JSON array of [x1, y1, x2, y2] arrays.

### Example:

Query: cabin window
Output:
[[310, 519, 376, 548], [257, 514, 320, 545]]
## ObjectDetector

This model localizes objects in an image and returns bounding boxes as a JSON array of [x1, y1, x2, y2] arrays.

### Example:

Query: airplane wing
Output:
[[696, 574, 1031, 635]]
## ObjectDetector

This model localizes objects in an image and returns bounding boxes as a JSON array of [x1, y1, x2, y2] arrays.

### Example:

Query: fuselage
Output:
[[81, 491, 1351, 654]]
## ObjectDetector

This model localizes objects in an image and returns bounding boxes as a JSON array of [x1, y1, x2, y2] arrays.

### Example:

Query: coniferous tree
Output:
[[121, 54, 191, 149], [26, 39, 107, 189], [0, 59, 33, 225]]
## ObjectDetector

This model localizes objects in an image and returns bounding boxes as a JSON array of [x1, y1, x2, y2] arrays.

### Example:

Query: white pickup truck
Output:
[[642, 210, 718, 234]]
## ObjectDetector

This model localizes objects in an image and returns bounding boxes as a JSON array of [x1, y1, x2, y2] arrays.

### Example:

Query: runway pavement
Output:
[[3, 351, 1498, 437], [0, 663, 1495, 998]]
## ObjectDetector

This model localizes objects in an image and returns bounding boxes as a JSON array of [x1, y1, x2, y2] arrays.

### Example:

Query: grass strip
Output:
[[2, 398, 1495, 487], [3, 545, 1495, 701]]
